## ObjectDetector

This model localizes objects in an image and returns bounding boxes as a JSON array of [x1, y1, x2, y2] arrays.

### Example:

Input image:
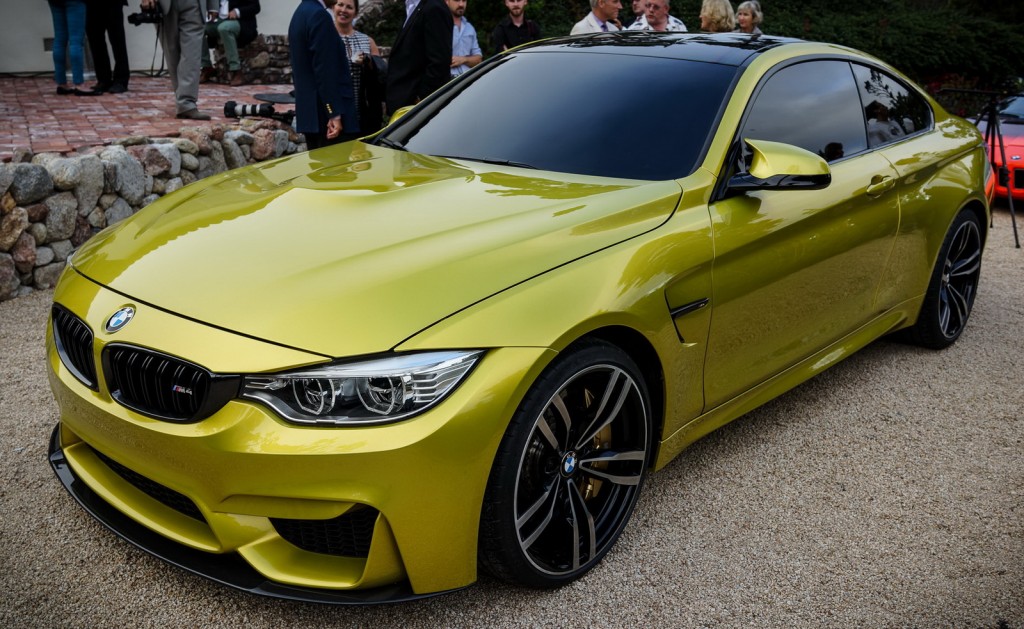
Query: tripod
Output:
[[972, 91, 1020, 248]]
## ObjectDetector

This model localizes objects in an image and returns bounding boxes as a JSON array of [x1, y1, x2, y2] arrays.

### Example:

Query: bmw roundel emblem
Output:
[[562, 452, 578, 476], [105, 306, 135, 333]]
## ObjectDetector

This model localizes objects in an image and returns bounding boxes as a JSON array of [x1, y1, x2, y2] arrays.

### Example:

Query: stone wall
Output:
[[0, 120, 307, 303], [205, 34, 293, 85]]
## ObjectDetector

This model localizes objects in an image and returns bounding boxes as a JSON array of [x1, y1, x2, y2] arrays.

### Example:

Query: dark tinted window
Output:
[[851, 64, 932, 148], [741, 60, 867, 163], [380, 52, 738, 180]]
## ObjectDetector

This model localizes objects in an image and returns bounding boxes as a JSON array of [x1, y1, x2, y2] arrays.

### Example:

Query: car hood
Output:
[[977, 120, 1024, 148], [72, 142, 682, 358]]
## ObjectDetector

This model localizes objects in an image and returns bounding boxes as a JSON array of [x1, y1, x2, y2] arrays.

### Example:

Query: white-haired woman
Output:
[[735, 0, 763, 35]]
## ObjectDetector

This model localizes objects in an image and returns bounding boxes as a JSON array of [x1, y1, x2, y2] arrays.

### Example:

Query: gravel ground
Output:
[[1, 209, 1021, 628]]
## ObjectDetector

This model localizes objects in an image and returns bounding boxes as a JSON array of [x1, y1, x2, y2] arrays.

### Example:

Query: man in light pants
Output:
[[140, 0, 218, 120]]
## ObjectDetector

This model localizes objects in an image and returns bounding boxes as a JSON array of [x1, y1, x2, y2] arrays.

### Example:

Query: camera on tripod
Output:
[[224, 101, 295, 125], [127, 8, 163, 26], [939, 86, 1022, 247]]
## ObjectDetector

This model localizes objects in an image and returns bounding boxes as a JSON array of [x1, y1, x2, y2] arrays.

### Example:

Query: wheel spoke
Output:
[[951, 227, 970, 260], [518, 479, 562, 550], [949, 249, 980, 278], [580, 449, 647, 464], [579, 449, 646, 486], [575, 369, 632, 449], [946, 283, 969, 333], [566, 479, 596, 570], [536, 416, 560, 451], [550, 394, 572, 440], [938, 289, 951, 333]]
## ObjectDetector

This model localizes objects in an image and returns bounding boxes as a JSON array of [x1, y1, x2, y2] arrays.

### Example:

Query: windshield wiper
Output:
[[376, 136, 407, 151], [436, 155, 538, 170]]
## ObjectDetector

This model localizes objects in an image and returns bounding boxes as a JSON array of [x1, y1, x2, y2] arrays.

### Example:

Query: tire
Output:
[[906, 208, 983, 349], [479, 339, 652, 588]]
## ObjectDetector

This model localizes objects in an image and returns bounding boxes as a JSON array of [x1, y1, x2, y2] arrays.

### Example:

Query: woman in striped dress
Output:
[[333, 0, 383, 131]]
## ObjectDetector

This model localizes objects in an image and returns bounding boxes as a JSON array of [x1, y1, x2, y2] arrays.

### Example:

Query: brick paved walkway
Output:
[[0, 75, 294, 161]]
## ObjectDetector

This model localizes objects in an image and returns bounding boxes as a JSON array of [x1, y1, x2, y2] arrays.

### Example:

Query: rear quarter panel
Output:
[[874, 115, 989, 311]]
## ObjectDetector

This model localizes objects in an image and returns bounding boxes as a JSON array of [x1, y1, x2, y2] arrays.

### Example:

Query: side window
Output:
[[852, 64, 933, 148], [741, 60, 867, 164]]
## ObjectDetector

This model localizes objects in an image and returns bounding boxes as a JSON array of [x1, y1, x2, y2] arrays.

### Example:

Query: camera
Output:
[[127, 8, 163, 26], [224, 101, 295, 125], [225, 102, 274, 118]]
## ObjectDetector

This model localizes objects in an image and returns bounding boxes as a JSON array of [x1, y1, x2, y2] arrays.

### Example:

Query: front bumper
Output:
[[990, 157, 1024, 201], [46, 272, 553, 601], [47, 425, 448, 604]]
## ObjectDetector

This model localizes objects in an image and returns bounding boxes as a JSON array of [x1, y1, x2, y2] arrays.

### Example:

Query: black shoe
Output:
[[74, 88, 100, 96], [176, 109, 212, 121], [92, 82, 112, 93], [107, 83, 127, 94], [56, 86, 74, 95]]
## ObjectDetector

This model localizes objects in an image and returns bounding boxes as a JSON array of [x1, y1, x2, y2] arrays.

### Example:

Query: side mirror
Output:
[[728, 139, 831, 191], [387, 106, 415, 126]]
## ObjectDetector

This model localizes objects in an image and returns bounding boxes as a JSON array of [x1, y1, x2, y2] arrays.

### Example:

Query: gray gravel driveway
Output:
[[1, 210, 1021, 628]]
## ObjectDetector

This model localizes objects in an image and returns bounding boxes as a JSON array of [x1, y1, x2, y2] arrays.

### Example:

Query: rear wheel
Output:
[[907, 208, 983, 349], [479, 340, 652, 587]]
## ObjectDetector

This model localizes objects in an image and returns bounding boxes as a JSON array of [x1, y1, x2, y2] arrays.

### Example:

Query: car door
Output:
[[704, 59, 901, 409], [848, 62, 941, 308]]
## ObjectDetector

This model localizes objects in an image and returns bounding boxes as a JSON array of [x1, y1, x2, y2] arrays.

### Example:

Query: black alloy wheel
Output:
[[479, 340, 652, 587], [908, 208, 983, 349]]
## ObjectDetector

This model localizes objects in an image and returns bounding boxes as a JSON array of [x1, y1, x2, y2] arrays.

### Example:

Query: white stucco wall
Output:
[[0, 0, 296, 74]]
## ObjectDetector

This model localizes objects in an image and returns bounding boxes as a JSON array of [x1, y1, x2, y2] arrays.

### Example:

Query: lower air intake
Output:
[[271, 507, 379, 558]]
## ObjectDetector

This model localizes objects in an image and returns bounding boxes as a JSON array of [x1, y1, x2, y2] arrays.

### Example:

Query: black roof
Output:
[[517, 32, 804, 66]]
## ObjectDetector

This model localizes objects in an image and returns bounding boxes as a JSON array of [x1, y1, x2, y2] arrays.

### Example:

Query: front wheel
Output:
[[479, 340, 652, 588], [906, 208, 983, 349]]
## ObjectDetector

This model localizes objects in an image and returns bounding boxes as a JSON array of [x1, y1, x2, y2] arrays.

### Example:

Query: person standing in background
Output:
[[289, 0, 358, 149], [200, 0, 262, 87], [385, 0, 452, 116], [140, 0, 218, 119], [86, 0, 131, 93], [448, 0, 481, 78], [627, 0, 687, 31], [699, 0, 735, 32], [333, 0, 385, 132], [490, 0, 541, 53], [570, 0, 622, 35], [626, 0, 643, 27], [734, 0, 763, 35], [48, 0, 97, 96]]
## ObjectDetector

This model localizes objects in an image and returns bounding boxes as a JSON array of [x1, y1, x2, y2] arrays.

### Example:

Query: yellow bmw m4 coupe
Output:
[[47, 33, 988, 603]]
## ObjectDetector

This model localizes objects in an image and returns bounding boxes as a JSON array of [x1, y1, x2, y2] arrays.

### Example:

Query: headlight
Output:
[[241, 350, 482, 426]]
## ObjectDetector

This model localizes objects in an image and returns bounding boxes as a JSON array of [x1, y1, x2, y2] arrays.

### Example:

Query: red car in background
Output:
[[978, 94, 1024, 202]]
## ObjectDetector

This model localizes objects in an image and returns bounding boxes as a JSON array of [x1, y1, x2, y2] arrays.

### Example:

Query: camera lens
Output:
[[223, 101, 276, 119]]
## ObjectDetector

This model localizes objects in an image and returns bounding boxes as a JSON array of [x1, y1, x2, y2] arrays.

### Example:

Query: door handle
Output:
[[866, 175, 895, 197]]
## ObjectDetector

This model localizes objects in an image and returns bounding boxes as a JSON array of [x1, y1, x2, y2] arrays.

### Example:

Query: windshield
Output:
[[998, 95, 1024, 121], [378, 51, 738, 181]]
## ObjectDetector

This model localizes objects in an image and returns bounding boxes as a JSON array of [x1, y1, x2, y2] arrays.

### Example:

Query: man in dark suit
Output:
[[288, 0, 358, 150], [86, 0, 131, 93], [385, 0, 452, 116], [200, 0, 261, 86]]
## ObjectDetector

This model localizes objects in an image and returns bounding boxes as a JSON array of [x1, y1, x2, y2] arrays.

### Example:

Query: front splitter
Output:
[[46, 423, 468, 605]]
